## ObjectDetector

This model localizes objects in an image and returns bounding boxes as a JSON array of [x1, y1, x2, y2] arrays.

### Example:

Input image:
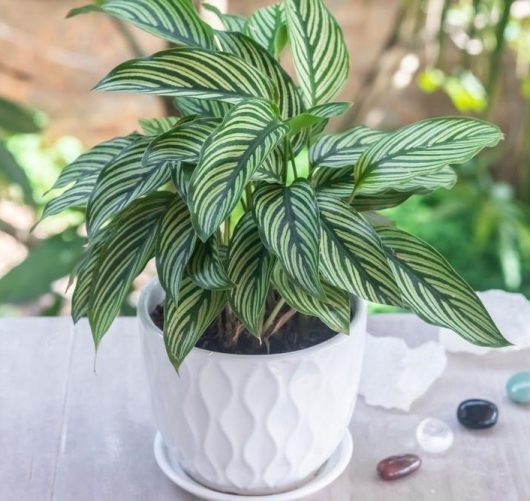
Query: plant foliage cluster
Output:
[[45, 0, 509, 369]]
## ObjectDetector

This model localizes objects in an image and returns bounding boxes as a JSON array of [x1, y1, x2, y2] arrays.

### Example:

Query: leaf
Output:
[[272, 264, 350, 333], [0, 140, 34, 206], [317, 195, 401, 305], [139, 116, 179, 135], [354, 117, 503, 192], [284, 0, 349, 107], [287, 102, 350, 135], [0, 96, 41, 134], [42, 134, 138, 219], [215, 31, 304, 120], [86, 136, 172, 237], [351, 191, 413, 211], [202, 3, 246, 32], [244, 3, 285, 56], [143, 117, 221, 166], [251, 145, 284, 183], [174, 97, 233, 118], [88, 192, 173, 347], [0, 232, 84, 304], [227, 212, 275, 336], [155, 194, 196, 303], [95, 47, 276, 104], [164, 277, 227, 370], [377, 226, 509, 347], [253, 179, 324, 298], [310, 126, 384, 168], [170, 161, 194, 201], [187, 238, 232, 290], [188, 99, 288, 241], [68, 0, 215, 49]]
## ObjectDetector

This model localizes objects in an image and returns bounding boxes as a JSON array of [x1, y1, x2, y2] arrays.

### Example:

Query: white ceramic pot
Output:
[[138, 279, 367, 496]]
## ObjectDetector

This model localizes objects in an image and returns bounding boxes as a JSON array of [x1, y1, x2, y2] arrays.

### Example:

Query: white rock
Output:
[[438, 289, 530, 355], [359, 334, 447, 411]]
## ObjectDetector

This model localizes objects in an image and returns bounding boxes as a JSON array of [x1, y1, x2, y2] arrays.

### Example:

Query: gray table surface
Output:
[[1, 314, 529, 501]]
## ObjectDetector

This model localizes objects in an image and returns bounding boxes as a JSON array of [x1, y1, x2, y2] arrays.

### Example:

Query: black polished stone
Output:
[[457, 399, 498, 429]]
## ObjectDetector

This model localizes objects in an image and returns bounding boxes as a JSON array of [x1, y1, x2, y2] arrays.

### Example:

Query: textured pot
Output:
[[138, 279, 367, 496]]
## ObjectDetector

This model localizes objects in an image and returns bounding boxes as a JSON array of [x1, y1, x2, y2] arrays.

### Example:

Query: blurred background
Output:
[[0, 0, 529, 317]]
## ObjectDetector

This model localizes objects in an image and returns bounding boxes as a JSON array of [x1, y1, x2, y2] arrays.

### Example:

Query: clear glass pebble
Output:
[[416, 417, 454, 453]]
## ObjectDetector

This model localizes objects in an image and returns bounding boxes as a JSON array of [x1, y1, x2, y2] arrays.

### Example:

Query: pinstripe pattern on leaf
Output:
[[143, 117, 221, 166], [187, 238, 233, 290], [317, 195, 401, 305], [253, 180, 324, 298], [272, 264, 350, 333], [170, 162, 194, 202], [310, 126, 384, 169], [285, 0, 349, 107], [354, 117, 503, 192], [68, 0, 215, 49], [71, 241, 104, 323], [95, 48, 276, 104], [88, 192, 173, 347], [42, 134, 138, 219], [188, 99, 288, 241], [155, 195, 197, 303], [227, 212, 275, 336], [139, 117, 179, 136], [174, 97, 233, 118], [251, 145, 284, 183], [244, 3, 286, 56], [215, 31, 304, 120], [164, 277, 227, 370], [202, 3, 246, 32], [86, 136, 172, 237], [378, 227, 509, 347]]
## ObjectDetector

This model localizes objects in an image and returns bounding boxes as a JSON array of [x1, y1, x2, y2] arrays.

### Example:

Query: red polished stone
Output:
[[377, 454, 421, 481]]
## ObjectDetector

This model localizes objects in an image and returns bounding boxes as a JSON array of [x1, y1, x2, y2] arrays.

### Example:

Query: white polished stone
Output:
[[416, 417, 454, 454]]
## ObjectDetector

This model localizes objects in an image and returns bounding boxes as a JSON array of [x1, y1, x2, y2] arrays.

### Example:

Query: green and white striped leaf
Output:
[[215, 31, 304, 120], [285, 0, 349, 107], [155, 194, 196, 303], [139, 117, 179, 136], [164, 277, 227, 370], [170, 162, 194, 201], [227, 212, 275, 336], [310, 126, 384, 168], [68, 0, 215, 49], [187, 238, 232, 290], [174, 97, 233, 118], [86, 136, 171, 237], [188, 99, 288, 241], [313, 164, 457, 200], [202, 3, 246, 32], [42, 134, 138, 219], [143, 117, 221, 166], [354, 117, 503, 192], [253, 180, 324, 298], [378, 227, 509, 347], [95, 48, 276, 104], [72, 241, 104, 323], [88, 192, 173, 347], [251, 145, 284, 183], [317, 195, 401, 305], [244, 3, 286, 56], [272, 264, 350, 333]]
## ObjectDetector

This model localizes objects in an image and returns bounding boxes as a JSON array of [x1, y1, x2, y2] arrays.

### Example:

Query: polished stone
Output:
[[416, 417, 454, 453], [506, 372, 530, 404], [377, 454, 421, 481], [457, 399, 498, 429]]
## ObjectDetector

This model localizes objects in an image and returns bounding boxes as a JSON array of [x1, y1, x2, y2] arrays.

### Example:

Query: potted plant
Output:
[[44, 0, 508, 497]]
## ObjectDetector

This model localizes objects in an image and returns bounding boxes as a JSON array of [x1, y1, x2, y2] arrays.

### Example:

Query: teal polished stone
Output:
[[506, 372, 530, 404]]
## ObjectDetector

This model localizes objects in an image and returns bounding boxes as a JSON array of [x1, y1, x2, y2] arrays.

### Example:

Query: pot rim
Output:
[[138, 278, 366, 361]]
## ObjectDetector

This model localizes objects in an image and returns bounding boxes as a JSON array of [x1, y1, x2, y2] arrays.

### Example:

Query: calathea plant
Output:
[[43, 0, 509, 370]]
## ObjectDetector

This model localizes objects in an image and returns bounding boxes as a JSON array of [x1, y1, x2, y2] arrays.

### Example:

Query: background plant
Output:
[[39, 0, 510, 369]]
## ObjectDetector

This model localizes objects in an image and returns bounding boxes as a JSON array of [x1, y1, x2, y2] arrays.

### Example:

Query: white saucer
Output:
[[153, 431, 353, 501]]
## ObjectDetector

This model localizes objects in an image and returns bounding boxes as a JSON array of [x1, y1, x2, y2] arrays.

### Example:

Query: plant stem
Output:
[[288, 142, 299, 179], [262, 298, 286, 334], [245, 183, 254, 210]]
